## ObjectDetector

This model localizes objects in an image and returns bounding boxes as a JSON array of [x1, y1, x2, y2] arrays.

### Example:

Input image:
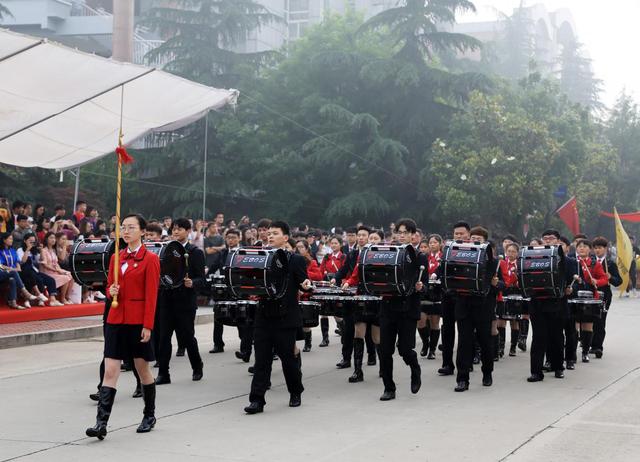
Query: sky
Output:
[[457, 0, 639, 108]]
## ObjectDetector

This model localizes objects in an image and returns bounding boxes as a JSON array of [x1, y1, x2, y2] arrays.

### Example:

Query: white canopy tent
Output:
[[0, 28, 238, 215]]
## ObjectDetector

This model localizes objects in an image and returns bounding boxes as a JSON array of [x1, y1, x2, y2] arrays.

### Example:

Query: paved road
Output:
[[1, 296, 639, 462]]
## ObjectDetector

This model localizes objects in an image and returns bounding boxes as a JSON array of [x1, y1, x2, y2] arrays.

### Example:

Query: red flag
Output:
[[115, 145, 134, 164], [556, 196, 580, 236], [599, 210, 640, 223]]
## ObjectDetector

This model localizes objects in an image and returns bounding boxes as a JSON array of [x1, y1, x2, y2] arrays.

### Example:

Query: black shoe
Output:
[[410, 365, 421, 394], [336, 359, 351, 369], [86, 386, 116, 440], [420, 345, 428, 357], [235, 351, 250, 363], [517, 340, 527, 352], [244, 402, 264, 414], [527, 374, 544, 382], [555, 370, 565, 379], [454, 381, 469, 392], [493, 353, 500, 362], [153, 362, 159, 368], [273, 354, 279, 361], [89, 392, 99, 402], [132, 386, 142, 398], [209, 345, 224, 354], [380, 390, 396, 401], [543, 361, 552, 372], [303, 344, 311, 353], [582, 353, 590, 363], [248, 366, 255, 374], [438, 344, 443, 352], [427, 349, 436, 360], [438, 365, 454, 376], [192, 369, 203, 381], [348, 369, 364, 383], [509, 345, 517, 357], [593, 349, 603, 359], [155, 374, 171, 385], [468, 364, 474, 372], [319, 337, 329, 347], [367, 353, 377, 366], [176, 347, 185, 357], [289, 393, 302, 407], [473, 355, 480, 365], [566, 361, 575, 370], [136, 383, 156, 433], [482, 373, 493, 386]]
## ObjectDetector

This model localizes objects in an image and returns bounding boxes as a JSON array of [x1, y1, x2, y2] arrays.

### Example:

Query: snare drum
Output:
[[425, 280, 443, 303], [207, 274, 230, 300], [214, 301, 237, 326], [310, 295, 348, 317], [236, 300, 258, 325], [500, 295, 530, 320], [300, 301, 321, 328], [568, 298, 603, 320], [352, 295, 381, 323]]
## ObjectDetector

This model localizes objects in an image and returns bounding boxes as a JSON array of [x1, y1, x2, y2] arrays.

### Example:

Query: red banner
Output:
[[556, 196, 580, 236], [600, 211, 640, 223]]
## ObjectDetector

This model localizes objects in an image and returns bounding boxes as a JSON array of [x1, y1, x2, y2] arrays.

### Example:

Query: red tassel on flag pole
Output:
[[115, 145, 134, 164], [556, 196, 581, 236]]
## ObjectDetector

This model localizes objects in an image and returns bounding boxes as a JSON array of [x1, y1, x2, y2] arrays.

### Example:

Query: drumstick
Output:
[[184, 252, 190, 280], [418, 265, 425, 283]]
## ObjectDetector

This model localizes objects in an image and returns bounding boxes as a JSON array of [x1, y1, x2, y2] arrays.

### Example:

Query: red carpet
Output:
[[0, 302, 104, 324]]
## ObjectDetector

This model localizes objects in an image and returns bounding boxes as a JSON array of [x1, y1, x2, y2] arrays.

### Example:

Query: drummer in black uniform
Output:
[[156, 218, 205, 385], [244, 221, 311, 414], [591, 237, 622, 358], [378, 218, 427, 401]]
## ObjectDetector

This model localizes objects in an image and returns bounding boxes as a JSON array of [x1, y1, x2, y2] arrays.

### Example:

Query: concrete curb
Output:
[[0, 312, 214, 350]]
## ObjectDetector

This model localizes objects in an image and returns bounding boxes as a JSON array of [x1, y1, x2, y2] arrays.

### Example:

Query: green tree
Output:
[[557, 38, 603, 111], [0, 2, 12, 21]]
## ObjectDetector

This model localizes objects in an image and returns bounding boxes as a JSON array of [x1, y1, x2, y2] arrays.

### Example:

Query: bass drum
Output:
[[70, 238, 118, 288], [143, 241, 186, 289], [359, 244, 418, 297], [518, 245, 565, 299], [226, 247, 289, 299], [442, 241, 494, 296]]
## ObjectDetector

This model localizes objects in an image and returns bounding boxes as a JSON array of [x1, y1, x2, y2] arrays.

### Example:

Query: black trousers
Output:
[[440, 297, 456, 369], [563, 315, 577, 362], [592, 310, 608, 351], [530, 310, 564, 374], [213, 320, 225, 347], [158, 305, 202, 375], [379, 313, 418, 392], [341, 310, 355, 361], [249, 326, 303, 404], [455, 301, 493, 383], [238, 324, 254, 357]]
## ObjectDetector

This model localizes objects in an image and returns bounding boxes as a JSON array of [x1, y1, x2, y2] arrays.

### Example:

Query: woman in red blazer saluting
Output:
[[86, 214, 160, 440]]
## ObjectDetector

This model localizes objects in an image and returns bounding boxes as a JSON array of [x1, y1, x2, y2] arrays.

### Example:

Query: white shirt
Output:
[[121, 244, 142, 274]]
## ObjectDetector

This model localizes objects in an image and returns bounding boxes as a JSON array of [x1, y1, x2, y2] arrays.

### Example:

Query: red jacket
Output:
[[578, 257, 608, 288], [320, 251, 346, 277], [106, 245, 161, 329], [307, 259, 324, 281], [427, 251, 442, 276], [498, 258, 518, 302]]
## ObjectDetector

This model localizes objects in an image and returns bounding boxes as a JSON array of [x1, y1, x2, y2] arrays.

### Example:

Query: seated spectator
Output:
[[23, 204, 33, 224], [40, 232, 74, 304], [0, 232, 39, 309], [35, 218, 50, 243], [71, 200, 87, 227], [56, 232, 72, 271], [52, 217, 79, 241], [33, 204, 46, 224], [9, 200, 26, 233], [77, 220, 94, 240], [12, 214, 31, 249], [17, 234, 62, 306], [50, 204, 66, 223]]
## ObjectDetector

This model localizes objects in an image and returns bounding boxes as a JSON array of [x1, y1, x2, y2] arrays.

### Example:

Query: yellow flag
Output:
[[614, 208, 633, 297]]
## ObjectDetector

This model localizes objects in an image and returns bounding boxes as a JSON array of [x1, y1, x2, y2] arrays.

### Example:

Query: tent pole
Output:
[[72, 167, 80, 212], [202, 111, 209, 221]]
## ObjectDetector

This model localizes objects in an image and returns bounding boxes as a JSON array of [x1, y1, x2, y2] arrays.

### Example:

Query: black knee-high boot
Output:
[[303, 331, 312, 352], [518, 319, 529, 351], [136, 383, 156, 433], [349, 338, 364, 383], [509, 327, 519, 356], [86, 386, 117, 440], [320, 318, 329, 347], [581, 331, 593, 363], [497, 327, 506, 358], [418, 327, 429, 357], [428, 329, 440, 359]]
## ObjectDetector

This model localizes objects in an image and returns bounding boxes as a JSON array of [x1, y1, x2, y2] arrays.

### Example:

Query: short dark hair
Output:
[[16, 214, 28, 222], [172, 217, 191, 231], [574, 233, 588, 240], [256, 218, 272, 229], [371, 229, 385, 240], [345, 226, 357, 234], [470, 226, 489, 241], [576, 239, 592, 249], [225, 228, 241, 237], [593, 236, 609, 248], [75, 200, 86, 208], [453, 221, 470, 232], [122, 213, 147, 230], [357, 225, 371, 234], [541, 229, 561, 239], [506, 242, 520, 252], [427, 233, 443, 244], [503, 234, 518, 243], [146, 223, 163, 236], [54, 204, 65, 212], [270, 220, 290, 236], [559, 236, 571, 246], [329, 235, 343, 245], [396, 218, 417, 234]]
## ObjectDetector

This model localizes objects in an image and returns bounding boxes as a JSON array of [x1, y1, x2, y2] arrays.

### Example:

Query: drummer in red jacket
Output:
[[295, 239, 323, 352], [86, 214, 160, 440]]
